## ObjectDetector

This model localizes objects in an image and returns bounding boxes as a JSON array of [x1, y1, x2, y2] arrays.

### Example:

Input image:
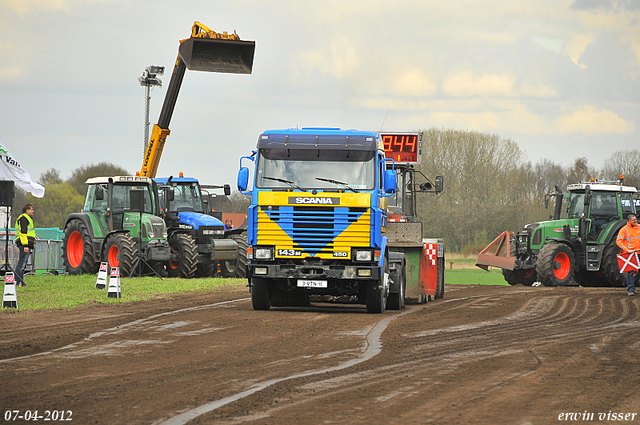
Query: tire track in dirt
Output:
[[0, 298, 249, 364], [195, 290, 640, 424], [155, 306, 420, 425]]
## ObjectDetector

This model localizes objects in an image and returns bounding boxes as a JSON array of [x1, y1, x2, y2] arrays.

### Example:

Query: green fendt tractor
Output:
[[477, 178, 638, 287], [62, 176, 172, 276]]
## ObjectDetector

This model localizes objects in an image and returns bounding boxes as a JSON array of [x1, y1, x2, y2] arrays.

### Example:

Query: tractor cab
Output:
[[564, 179, 637, 242]]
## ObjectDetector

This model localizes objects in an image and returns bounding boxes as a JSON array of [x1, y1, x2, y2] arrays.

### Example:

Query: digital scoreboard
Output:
[[381, 133, 422, 164]]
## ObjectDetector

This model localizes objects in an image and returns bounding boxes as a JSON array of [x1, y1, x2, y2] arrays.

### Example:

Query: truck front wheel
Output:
[[251, 278, 271, 310], [63, 219, 98, 275], [366, 257, 389, 313], [536, 243, 575, 287]]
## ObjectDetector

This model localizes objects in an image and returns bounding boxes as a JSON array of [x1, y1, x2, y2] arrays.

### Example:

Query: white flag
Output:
[[0, 141, 45, 198]]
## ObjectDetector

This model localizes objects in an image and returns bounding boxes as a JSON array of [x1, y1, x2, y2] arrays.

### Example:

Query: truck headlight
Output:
[[254, 247, 274, 260], [354, 250, 372, 262]]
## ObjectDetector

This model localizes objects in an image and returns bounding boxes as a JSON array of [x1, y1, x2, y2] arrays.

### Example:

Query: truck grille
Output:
[[258, 206, 370, 256]]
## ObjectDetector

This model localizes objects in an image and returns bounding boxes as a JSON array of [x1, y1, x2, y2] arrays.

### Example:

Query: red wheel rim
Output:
[[553, 252, 571, 279], [169, 245, 179, 270], [108, 244, 120, 267], [67, 231, 83, 268]]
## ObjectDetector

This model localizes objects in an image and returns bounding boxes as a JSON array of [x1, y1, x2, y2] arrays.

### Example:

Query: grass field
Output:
[[1, 261, 507, 312], [446, 268, 508, 286], [1, 274, 246, 312]]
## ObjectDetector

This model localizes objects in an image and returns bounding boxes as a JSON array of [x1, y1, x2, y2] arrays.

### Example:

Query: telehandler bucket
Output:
[[179, 37, 255, 74]]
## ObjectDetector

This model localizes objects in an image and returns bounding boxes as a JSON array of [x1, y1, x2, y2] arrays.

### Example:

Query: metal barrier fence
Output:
[[0, 238, 65, 275]]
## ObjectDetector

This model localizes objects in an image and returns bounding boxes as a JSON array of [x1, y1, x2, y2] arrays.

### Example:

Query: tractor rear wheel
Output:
[[221, 232, 248, 278], [602, 238, 627, 287], [62, 219, 99, 275], [536, 243, 575, 287], [104, 233, 136, 277], [167, 234, 198, 278], [195, 259, 216, 277]]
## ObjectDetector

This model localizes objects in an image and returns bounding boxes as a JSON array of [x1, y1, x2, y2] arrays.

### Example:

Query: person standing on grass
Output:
[[15, 203, 35, 287], [616, 213, 640, 296]]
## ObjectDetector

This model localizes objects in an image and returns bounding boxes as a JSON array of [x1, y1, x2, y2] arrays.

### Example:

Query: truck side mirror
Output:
[[384, 169, 396, 194], [238, 167, 249, 192], [223, 184, 231, 196], [95, 186, 104, 200], [167, 189, 175, 202], [435, 176, 444, 193]]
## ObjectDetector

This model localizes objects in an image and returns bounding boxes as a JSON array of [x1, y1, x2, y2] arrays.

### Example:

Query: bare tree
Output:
[[227, 191, 251, 214], [416, 128, 526, 251], [566, 157, 595, 184], [601, 149, 640, 188]]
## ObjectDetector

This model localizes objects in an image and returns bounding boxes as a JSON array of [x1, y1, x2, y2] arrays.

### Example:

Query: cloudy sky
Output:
[[0, 0, 638, 191]]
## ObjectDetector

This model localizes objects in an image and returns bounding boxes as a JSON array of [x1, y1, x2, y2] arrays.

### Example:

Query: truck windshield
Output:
[[256, 148, 376, 191]]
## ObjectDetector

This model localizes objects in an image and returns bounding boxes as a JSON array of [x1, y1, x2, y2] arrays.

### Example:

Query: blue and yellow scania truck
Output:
[[237, 127, 405, 313]]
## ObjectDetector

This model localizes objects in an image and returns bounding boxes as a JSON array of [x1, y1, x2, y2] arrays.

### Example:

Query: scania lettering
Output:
[[291, 197, 340, 205]]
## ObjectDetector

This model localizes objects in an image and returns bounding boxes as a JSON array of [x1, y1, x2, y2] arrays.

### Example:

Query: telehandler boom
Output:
[[140, 22, 255, 178]]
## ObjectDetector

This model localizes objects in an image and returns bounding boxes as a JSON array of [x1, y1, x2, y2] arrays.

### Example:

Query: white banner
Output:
[[0, 141, 45, 198]]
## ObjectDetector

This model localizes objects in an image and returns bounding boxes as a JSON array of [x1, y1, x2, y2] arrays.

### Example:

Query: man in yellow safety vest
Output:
[[15, 203, 35, 287]]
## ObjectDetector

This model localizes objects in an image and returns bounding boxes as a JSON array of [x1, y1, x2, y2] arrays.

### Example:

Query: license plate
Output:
[[297, 279, 328, 288]]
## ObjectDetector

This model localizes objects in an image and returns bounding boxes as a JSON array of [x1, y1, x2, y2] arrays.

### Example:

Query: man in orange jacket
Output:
[[617, 214, 640, 296]]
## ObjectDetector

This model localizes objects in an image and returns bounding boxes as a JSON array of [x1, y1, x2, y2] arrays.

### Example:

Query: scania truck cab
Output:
[[237, 128, 399, 313]]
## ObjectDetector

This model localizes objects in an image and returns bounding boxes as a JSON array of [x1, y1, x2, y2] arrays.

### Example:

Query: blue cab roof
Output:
[[154, 176, 199, 185], [258, 127, 380, 151]]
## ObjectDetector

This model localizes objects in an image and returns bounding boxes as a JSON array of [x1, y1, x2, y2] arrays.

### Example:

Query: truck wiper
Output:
[[316, 177, 357, 192], [263, 176, 305, 191]]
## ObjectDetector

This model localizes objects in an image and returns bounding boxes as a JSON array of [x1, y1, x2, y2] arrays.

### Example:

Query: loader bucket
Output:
[[179, 37, 255, 74]]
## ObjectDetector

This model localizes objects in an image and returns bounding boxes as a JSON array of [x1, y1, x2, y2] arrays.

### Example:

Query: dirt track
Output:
[[2, 283, 640, 425]]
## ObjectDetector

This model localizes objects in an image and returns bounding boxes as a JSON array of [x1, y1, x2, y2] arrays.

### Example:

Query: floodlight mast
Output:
[[138, 65, 164, 156]]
